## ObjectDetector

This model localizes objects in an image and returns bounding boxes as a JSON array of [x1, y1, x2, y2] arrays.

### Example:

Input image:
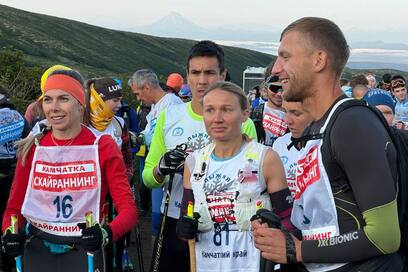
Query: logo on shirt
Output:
[[32, 160, 98, 192], [294, 145, 320, 200], [186, 132, 211, 152], [262, 113, 287, 137], [172, 127, 184, 136], [203, 172, 236, 223]]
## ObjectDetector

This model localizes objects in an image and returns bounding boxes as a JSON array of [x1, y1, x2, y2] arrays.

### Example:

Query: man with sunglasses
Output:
[[251, 75, 288, 146], [391, 76, 408, 130]]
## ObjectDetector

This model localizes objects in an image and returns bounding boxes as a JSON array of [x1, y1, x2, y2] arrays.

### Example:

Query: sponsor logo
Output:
[[317, 231, 359, 247], [32, 160, 98, 192], [303, 231, 333, 240], [187, 132, 211, 151], [294, 145, 320, 200], [262, 113, 287, 137], [31, 220, 81, 234], [108, 84, 121, 92], [172, 127, 184, 136]]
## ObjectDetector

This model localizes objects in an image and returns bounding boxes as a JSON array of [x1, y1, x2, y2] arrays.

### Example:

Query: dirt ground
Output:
[[126, 212, 153, 272]]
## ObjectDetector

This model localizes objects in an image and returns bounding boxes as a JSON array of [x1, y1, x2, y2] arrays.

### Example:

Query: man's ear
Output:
[[242, 108, 250, 123], [313, 50, 328, 73], [221, 69, 227, 81]]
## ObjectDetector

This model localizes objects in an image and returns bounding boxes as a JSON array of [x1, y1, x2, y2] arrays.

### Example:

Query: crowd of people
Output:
[[0, 16, 407, 272]]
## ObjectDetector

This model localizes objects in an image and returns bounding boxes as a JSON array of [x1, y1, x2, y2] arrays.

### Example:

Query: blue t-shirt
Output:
[[395, 99, 408, 123]]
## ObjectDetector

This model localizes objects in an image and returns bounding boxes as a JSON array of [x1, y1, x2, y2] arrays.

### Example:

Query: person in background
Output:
[[352, 84, 369, 99], [340, 78, 352, 97], [166, 73, 184, 94], [251, 75, 288, 147], [366, 74, 377, 89], [86, 77, 134, 271], [250, 85, 264, 110], [363, 88, 396, 126], [129, 68, 183, 245], [0, 86, 31, 272], [178, 84, 192, 103], [377, 73, 392, 91], [272, 99, 313, 197], [391, 76, 408, 129]]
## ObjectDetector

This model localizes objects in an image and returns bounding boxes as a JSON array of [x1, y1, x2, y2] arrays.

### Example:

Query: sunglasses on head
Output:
[[392, 79, 406, 89]]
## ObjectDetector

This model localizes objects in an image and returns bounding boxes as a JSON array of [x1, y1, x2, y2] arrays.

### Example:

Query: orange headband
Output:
[[43, 74, 85, 105]]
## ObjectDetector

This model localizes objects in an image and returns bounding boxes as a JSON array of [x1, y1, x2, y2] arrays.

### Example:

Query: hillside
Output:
[[0, 4, 274, 83]]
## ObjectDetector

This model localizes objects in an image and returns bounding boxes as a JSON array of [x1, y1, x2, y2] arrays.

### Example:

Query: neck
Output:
[[52, 124, 82, 140], [152, 88, 166, 104], [267, 101, 281, 110], [303, 78, 343, 120], [213, 135, 245, 158], [191, 99, 203, 115]]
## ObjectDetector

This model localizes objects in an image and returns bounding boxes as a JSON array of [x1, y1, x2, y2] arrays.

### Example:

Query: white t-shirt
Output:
[[272, 132, 299, 197], [262, 104, 287, 147], [142, 93, 182, 146]]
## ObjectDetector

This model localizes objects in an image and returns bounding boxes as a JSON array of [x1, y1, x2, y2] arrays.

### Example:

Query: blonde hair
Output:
[[16, 125, 51, 166], [204, 81, 250, 111]]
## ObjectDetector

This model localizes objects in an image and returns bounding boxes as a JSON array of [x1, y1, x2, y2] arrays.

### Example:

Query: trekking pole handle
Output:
[[85, 212, 94, 272], [11, 215, 22, 272]]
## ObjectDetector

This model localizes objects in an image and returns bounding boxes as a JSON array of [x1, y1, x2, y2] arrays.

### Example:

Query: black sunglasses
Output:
[[266, 83, 283, 93]]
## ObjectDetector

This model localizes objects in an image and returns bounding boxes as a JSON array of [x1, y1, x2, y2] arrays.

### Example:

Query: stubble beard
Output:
[[282, 78, 312, 103]]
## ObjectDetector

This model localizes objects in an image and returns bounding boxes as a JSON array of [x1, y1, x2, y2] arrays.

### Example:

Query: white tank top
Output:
[[190, 141, 269, 272], [291, 99, 353, 272], [21, 130, 102, 237]]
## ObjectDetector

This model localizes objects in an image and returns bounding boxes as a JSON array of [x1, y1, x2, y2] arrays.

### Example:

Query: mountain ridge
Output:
[[0, 5, 274, 83]]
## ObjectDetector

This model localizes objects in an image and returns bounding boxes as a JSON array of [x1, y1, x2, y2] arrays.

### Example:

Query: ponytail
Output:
[[16, 124, 51, 166]]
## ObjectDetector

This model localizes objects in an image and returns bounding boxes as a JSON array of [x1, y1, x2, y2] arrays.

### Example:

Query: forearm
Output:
[[121, 132, 133, 179], [302, 199, 400, 263], [142, 157, 167, 188], [142, 111, 167, 188], [105, 159, 138, 241]]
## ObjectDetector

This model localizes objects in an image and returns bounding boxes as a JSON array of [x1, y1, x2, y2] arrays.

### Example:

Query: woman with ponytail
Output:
[[1, 69, 138, 272]]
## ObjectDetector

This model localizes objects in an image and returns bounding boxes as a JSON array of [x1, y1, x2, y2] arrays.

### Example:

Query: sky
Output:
[[1, 0, 408, 43]]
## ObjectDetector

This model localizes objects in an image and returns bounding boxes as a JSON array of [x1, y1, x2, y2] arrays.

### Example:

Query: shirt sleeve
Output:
[[120, 123, 133, 179], [2, 148, 34, 231], [242, 118, 258, 141], [302, 107, 400, 262], [142, 110, 167, 188], [99, 135, 138, 241]]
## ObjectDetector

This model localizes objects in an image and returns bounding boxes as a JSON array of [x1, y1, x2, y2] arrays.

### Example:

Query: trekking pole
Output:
[[150, 173, 174, 272], [251, 209, 281, 272], [10, 215, 22, 272], [186, 202, 196, 272], [130, 173, 145, 272], [85, 212, 94, 272], [150, 143, 187, 272], [134, 218, 145, 272]]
